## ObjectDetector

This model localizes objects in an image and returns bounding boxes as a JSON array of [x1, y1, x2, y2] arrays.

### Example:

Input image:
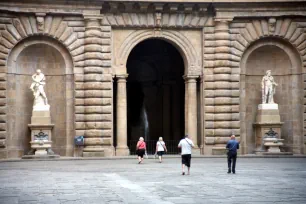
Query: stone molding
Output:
[[104, 13, 213, 29], [116, 74, 128, 82], [115, 29, 201, 76], [184, 75, 198, 83], [103, 2, 209, 14]]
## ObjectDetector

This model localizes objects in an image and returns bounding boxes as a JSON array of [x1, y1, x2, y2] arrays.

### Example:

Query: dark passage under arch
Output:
[[126, 39, 185, 153]]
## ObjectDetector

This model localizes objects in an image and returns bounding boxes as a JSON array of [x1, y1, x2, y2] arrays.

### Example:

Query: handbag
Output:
[[136, 141, 144, 154], [159, 141, 167, 152]]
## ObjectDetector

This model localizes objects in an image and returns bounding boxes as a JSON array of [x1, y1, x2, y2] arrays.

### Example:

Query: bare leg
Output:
[[262, 88, 265, 104], [159, 156, 162, 163], [30, 83, 35, 92], [138, 156, 141, 163], [182, 164, 185, 175], [41, 93, 48, 105], [34, 91, 40, 99], [39, 86, 48, 105], [187, 167, 190, 175]]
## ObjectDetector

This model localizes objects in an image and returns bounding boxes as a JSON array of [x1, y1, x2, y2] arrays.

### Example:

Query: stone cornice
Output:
[[1, 0, 306, 3], [0, 1, 305, 29], [0, 1, 305, 16]]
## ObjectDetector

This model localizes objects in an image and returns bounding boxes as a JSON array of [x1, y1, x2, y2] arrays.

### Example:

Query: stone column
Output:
[[184, 81, 188, 134], [82, 15, 113, 157], [184, 75, 199, 153], [210, 19, 239, 155], [0, 72, 6, 158], [116, 74, 129, 156]]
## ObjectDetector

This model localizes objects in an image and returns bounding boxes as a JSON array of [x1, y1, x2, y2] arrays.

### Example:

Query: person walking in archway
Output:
[[155, 137, 167, 163], [136, 137, 146, 164], [178, 135, 194, 175], [226, 135, 240, 174]]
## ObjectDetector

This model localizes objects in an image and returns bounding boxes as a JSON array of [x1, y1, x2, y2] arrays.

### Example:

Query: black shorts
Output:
[[157, 151, 164, 156], [137, 149, 145, 158], [181, 154, 191, 167]]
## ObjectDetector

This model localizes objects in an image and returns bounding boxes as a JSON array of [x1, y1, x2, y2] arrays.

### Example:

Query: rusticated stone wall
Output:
[[81, 16, 113, 157], [0, 12, 116, 158], [203, 19, 240, 155], [0, 0, 305, 158], [0, 13, 85, 158], [202, 16, 306, 155]]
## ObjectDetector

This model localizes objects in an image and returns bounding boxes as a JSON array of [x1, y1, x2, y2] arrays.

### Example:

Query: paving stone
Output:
[[0, 196, 18, 204], [0, 158, 306, 204]]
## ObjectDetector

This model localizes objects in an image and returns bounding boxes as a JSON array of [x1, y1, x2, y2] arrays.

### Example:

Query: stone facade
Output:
[[0, 0, 305, 158]]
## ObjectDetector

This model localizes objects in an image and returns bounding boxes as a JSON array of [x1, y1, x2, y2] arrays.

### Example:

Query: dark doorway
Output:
[[126, 39, 185, 153]]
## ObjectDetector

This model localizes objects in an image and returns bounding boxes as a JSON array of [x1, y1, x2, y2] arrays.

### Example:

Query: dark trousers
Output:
[[227, 151, 237, 172]]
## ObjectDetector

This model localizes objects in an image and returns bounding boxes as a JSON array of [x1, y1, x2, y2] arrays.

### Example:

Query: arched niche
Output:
[[240, 38, 303, 154], [6, 36, 75, 158]]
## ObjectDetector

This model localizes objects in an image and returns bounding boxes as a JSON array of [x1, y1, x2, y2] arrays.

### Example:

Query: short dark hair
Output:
[[185, 135, 189, 138]]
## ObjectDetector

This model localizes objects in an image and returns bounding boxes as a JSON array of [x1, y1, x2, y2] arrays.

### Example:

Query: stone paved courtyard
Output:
[[0, 157, 306, 204]]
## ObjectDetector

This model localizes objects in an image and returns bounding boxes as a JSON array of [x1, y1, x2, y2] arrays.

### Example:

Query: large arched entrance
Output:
[[126, 39, 185, 154]]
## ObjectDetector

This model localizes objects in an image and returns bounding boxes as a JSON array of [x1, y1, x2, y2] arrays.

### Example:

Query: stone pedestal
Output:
[[263, 138, 284, 153], [256, 104, 281, 123], [23, 105, 59, 159], [253, 104, 283, 154]]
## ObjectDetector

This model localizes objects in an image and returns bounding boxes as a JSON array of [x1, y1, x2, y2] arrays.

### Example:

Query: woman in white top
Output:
[[155, 137, 167, 163]]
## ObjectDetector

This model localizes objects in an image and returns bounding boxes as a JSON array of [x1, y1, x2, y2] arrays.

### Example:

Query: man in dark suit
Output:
[[226, 135, 239, 174]]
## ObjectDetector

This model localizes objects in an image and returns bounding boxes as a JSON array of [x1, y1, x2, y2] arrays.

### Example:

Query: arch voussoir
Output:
[[0, 14, 81, 67], [116, 29, 201, 76]]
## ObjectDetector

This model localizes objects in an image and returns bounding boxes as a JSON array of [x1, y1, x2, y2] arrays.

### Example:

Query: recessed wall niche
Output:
[[6, 37, 75, 158]]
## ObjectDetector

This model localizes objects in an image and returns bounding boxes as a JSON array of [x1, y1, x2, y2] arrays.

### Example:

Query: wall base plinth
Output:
[[0, 150, 7, 159], [116, 147, 130, 156], [212, 147, 227, 155], [22, 154, 60, 159], [83, 151, 105, 157], [191, 147, 200, 155]]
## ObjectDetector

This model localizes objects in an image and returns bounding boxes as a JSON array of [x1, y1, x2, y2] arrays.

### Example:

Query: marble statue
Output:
[[30, 69, 48, 107], [261, 70, 278, 104]]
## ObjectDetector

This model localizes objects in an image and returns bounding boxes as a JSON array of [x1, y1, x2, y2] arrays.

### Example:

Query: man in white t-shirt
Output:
[[178, 135, 195, 175]]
